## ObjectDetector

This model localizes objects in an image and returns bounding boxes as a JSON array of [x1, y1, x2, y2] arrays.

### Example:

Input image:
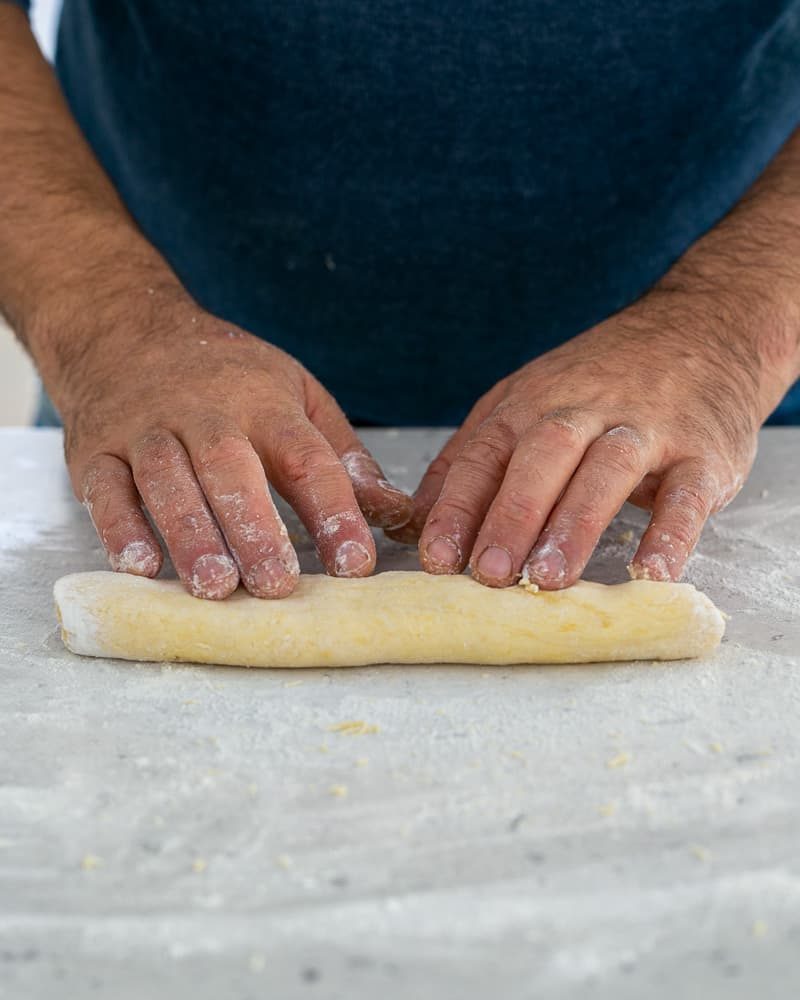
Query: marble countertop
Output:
[[1, 428, 798, 1000]]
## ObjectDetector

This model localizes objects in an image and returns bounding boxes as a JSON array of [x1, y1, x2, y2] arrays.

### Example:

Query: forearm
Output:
[[657, 127, 800, 416], [0, 5, 183, 398]]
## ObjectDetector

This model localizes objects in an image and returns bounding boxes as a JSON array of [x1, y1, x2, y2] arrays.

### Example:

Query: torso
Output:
[[57, 0, 800, 422]]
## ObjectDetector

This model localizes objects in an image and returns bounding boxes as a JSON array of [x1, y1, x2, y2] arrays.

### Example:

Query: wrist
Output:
[[18, 216, 194, 412], [654, 253, 800, 422]]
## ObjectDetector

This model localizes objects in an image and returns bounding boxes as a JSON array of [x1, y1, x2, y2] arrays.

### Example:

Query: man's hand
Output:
[[58, 296, 412, 600], [396, 121, 800, 590], [0, 6, 409, 599], [393, 286, 784, 588]]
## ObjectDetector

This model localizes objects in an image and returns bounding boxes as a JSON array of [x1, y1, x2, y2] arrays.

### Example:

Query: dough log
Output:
[[53, 571, 725, 668]]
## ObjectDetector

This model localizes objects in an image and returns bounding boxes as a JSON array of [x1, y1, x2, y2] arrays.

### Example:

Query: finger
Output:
[[304, 378, 413, 529], [417, 411, 520, 574], [629, 472, 661, 510], [469, 413, 604, 587], [81, 454, 162, 577], [523, 425, 654, 589], [257, 412, 377, 578], [131, 431, 239, 600], [182, 423, 299, 599], [340, 448, 413, 530], [385, 384, 504, 544], [629, 460, 715, 582]]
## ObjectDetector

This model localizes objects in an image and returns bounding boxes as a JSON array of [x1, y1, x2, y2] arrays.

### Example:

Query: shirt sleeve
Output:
[[2, 0, 32, 12]]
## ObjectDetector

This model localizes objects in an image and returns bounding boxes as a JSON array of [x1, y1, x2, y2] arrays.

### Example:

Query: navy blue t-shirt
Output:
[[14, 0, 800, 423]]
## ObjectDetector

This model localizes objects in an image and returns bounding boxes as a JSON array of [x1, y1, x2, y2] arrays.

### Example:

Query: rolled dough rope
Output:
[[53, 570, 725, 668]]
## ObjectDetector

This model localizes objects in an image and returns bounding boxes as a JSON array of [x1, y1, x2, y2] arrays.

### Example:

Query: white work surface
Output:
[[1, 428, 798, 999]]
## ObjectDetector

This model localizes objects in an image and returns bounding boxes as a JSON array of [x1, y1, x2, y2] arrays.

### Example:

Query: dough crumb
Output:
[[517, 569, 540, 594], [616, 529, 635, 544], [355, 757, 369, 767], [329, 720, 380, 735], [80, 854, 103, 871], [752, 920, 768, 939], [192, 858, 208, 873], [276, 854, 293, 869], [606, 751, 631, 769], [329, 784, 349, 798], [598, 801, 617, 817], [689, 844, 712, 862], [709, 741, 724, 754]]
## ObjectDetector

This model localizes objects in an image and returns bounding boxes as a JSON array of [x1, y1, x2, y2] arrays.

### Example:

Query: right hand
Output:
[[54, 292, 412, 599]]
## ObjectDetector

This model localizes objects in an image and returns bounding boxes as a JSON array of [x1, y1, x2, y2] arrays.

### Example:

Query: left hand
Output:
[[391, 287, 769, 588]]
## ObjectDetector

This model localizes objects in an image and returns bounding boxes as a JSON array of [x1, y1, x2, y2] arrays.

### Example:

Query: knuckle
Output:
[[80, 456, 108, 501], [601, 455, 640, 482], [426, 495, 476, 530], [654, 516, 698, 554], [561, 504, 605, 536], [484, 403, 525, 443], [452, 450, 499, 486], [498, 488, 546, 528], [136, 430, 179, 471], [80, 454, 130, 512], [194, 432, 250, 476], [455, 434, 510, 480], [601, 425, 649, 467], [100, 510, 146, 544], [663, 485, 706, 517], [423, 454, 453, 484], [168, 509, 209, 543], [280, 443, 337, 492], [537, 409, 587, 450], [661, 472, 715, 519], [606, 423, 650, 447]]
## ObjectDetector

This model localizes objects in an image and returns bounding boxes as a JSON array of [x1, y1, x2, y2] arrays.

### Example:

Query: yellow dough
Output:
[[53, 571, 725, 668]]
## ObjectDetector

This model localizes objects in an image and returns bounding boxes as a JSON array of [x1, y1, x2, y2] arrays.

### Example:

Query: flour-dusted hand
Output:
[[0, 9, 411, 601], [393, 285, 788, 589], [391, 125, 800, 588], [60, 298, 412, 600]]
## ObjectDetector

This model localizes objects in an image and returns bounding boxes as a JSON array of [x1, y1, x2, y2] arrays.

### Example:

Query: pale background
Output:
[[0, 0, 62, 425]]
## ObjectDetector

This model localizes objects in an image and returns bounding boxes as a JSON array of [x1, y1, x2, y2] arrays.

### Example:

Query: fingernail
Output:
[[248, 556, 296, 597], [425, 535, 461, 572], [385, 521, 420, 545], [475, 545, 513, 582], [379, 484, 414, 529], [380, 509, 414, 530], [334, 540, 372, 576], [109, 540, 161, 577], [190, 553, 239, 599], [359, 479, 413, 530], [524, 541, 567, 585], [369, 486, 414, 530], [628, 553, 671, 582], [378, 478, 411, 500]]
